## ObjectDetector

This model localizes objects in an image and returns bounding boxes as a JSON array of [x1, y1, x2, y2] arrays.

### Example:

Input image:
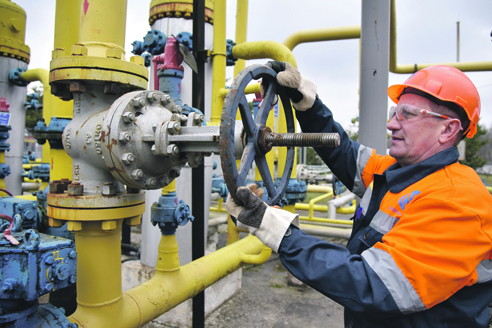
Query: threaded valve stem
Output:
[[264, 132, 340, 148]]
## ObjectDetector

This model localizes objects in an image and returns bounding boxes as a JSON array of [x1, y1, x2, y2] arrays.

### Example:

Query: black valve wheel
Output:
[[220, 64, 295, 206]]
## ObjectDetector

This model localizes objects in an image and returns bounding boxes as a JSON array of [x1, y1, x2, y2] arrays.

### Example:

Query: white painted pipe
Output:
[[328, 191, 356, 220]]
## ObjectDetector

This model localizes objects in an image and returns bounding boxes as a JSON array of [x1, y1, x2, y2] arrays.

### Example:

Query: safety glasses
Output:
[[389, 104, 451, 123]]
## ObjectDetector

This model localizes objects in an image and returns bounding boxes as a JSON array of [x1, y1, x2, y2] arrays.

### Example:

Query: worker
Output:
[[226, 62, 492, 327]]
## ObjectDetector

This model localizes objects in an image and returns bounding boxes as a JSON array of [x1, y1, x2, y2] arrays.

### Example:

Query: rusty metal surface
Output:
[[220, 64, 295, 206]]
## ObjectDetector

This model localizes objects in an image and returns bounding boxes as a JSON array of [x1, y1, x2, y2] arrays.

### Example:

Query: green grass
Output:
[[478, 174, 492, 186]]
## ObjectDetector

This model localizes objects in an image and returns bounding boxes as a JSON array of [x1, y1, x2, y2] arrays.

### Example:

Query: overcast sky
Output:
[[15, 0, 492, 130]]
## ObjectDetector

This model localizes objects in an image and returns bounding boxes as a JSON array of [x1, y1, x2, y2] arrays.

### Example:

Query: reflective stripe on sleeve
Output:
[[477, 260, 492, 283], [362, 247, 426, 314], [353, 145, 374, 197], [369, 210, 400, 235], [359, 185, 372, 216]]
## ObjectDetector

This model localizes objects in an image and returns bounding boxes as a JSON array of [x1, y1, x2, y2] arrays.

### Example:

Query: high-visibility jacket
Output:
[[279, 98, 492, 327]]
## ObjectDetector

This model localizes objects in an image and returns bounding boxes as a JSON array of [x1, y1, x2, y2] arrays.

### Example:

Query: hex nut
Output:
[[146, 92, 157, 102], [67, 183, 84, 196], [52, 48, 65, 59], [130, 98, 145, 108], [106, 48, 123, 59], [70, 81, 86, 93], [160, 95, 171, 105], [119, 132, 131, 143], [49, 180, 67, 194], [122, 112, 135, 123], [121, 153, 135, 164], [102, 183, 116, 196], [167, 122, 180, 135], [172, 105, 182, 114], [167, 144, 179, 155], [151, 145, 158, 155], [130, 55, 145, 66], [145, 178, 157, 188], [71, 44, 87, 56], [131, 169, 144, 180], [194, 114, 204, 125]]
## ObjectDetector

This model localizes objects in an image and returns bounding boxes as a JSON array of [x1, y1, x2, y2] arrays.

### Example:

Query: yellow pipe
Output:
[[79, 0, 127, 58], [307, 185, 332, 193], [232, 41, 296, 66], [296, 203, 329, 212], [308, 192, 333, 220], [283, 25, 361, 51], [487, 186, 492, 195], [389, 0, 492, 73], [0, 152, 6, 194], [162, 179, 176, 195], [210, 0, 227, 124], [233, 0, 249, 78], [69, 233, 267, 327], [299, 216, 353, 226]]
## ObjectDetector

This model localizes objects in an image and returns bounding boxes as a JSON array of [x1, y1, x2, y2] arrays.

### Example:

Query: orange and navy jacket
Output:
[[279, 98, 492, 327]]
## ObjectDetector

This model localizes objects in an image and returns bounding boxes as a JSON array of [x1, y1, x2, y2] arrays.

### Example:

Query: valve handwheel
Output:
[[220, 64, 295, 206]]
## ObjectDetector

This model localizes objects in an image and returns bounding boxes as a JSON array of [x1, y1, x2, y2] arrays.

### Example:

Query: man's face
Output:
[[387, 94, 445, 167]]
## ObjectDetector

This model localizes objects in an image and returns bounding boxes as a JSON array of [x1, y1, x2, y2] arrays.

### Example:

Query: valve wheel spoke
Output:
[[220, 64, 295, 206]]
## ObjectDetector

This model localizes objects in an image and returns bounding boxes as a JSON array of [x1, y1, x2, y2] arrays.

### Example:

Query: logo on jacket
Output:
[[399, 190, 421, 210]]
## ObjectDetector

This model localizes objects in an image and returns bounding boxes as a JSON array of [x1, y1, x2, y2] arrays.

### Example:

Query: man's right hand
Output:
[[263, 61, 318, 111]]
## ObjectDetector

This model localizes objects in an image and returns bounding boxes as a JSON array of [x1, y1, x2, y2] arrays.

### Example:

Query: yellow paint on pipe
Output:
[[233, 0, 249, 78], [283, 26, 361, 51], [232, 41, 296, 66], [227, 215, 241, 244], [54, 0, 80, 54], [162, 179, 176, 195], [219, 83, 260, 99], [299, 216, 353, 226], [74, 220, 123, 307], [296, 203, 329, 212], [50, 149, 72, 181], [389, 0, 492, 73], [211, 0, 227, 124], [79, 0, 127, 57], [69, 234, 267, 327], [307, 185, 333, 193]]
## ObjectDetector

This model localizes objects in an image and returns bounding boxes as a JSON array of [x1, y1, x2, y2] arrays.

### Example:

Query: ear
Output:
[[438, 119, 462, 144]]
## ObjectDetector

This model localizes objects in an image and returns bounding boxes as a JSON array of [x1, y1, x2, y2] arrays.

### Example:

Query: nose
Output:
[[387, 114, 401, 131]]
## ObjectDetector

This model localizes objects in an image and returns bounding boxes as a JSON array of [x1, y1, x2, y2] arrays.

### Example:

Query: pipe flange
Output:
[[101, 90, 187, 190]]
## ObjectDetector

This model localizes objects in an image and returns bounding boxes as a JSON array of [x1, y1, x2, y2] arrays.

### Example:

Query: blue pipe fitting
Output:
[[0, 230, 76, 302], [226, 39, 238, 66], [151, 192, 194, 235], [158, 68, 185, 106], [131, 40, 145, 55], [142, 53, 151, 67], [132, 30, 167, 55], [27, 163, 50, 182], [212, 175, 229, 200], [0, 197, 42, 230], [34, 117, 71, 149], [277, 178, 307, 207], [176, 31, 193, 51], [0, 164, 11, 179], [25, 93, 42, 110], [8, 67, 28, 87]]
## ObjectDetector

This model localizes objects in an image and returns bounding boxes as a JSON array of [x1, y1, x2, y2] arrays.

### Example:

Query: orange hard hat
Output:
[[388, 65, 481, 138]]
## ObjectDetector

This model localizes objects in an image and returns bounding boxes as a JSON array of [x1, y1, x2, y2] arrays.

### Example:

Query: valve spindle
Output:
[[264, 132, 340, 148]]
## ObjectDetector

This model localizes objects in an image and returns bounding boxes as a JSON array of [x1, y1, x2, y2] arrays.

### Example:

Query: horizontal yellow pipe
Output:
[[307, 185, 333, 193], [232, 41, 297, 67], [296, 203, 328, 212], [299, 216, 353, 226], [70, 234, 267, 327], [283, 25, 361, 51], [21, 68, 49, 86], [14, 195, 37, 201], [389, 0, 492, 73], [219, 82, 261, 99], [487, 186, 492, 194]]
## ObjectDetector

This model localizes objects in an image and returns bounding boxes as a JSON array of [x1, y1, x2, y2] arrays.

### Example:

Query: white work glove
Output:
[[226, 184, 300, 252], [263, 61, 317, 111]]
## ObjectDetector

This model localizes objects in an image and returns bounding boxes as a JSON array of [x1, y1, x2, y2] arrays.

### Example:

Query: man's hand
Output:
[[226, 184, 266, 230], [263, 61, 318, 111]]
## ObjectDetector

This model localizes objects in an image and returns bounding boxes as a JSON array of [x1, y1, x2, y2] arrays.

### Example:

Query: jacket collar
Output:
[[385, 147, 460, 193]]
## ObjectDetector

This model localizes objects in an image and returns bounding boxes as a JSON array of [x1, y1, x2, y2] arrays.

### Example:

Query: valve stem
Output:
[[264, 132, 340, 148]]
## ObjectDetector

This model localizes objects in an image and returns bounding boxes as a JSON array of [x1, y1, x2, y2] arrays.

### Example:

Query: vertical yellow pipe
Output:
[[233, 0, 248, 78], [211, 0, 227, 124], [49, 0, 81, 181], [0, 152, 7, 194], [79, 0, 127, 57], [162, 179, 176, 195], [75, 221, 123, 306]]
